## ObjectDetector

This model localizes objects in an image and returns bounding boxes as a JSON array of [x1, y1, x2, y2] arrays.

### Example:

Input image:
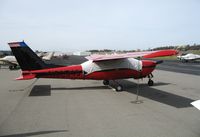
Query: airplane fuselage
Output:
[[21, 60, 156, 80]]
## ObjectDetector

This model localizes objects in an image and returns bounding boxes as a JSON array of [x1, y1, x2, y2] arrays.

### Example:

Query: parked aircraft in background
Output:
[[177, 53, 200, 62], [0, 51, 55, 70], [41, 52, 54, 60], [0, 55, 18, 69], [53, 51, 70, 59], [8, 41, 178, 91]]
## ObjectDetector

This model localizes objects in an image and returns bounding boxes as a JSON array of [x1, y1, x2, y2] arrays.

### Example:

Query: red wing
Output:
[[86, 50, 178, 62]]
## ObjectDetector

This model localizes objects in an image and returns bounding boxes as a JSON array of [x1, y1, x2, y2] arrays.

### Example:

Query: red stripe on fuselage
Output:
[[22, 65, 84, 79]]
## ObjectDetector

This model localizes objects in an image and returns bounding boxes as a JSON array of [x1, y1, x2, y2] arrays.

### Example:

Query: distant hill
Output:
[[152, 44, 200, 51]]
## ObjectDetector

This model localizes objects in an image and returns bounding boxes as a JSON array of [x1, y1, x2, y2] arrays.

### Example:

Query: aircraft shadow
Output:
[[0, 130, 68, 137], [51, 86, 109, 91], [29, 85, 109, 96], [29, 81, 194, 108], [29, 85, 51, 96], [110, 80, 194, 108]]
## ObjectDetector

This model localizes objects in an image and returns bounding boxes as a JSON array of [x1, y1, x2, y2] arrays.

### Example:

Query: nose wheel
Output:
[[147, 73, 154, 86], [148, 79, 154, 86]]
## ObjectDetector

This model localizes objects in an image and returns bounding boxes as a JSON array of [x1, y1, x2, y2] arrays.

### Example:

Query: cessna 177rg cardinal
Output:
[[0, 55, 18, 69], [8, 41, 178, 91]]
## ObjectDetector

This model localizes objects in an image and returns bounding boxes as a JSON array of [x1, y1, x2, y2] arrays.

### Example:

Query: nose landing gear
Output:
[[148, 79, 154, 86], [147, 73, 154, 86]]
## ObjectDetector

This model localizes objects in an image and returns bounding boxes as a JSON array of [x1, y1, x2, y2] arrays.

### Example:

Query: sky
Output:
[[0, 0, 200, 52]]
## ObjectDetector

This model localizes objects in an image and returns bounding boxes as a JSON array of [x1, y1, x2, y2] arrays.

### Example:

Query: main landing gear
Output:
[[115, 84, 123, 92], [103, 73, 154, 92], [103, 80, 123, 92], [147, 73, 154, 86], [9, 65, 17, 70]]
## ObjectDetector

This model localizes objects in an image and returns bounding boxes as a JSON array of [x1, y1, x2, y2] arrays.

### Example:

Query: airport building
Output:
[[73, 51, 91, 56]]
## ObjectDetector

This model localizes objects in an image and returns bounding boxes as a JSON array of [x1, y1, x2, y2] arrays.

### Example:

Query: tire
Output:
[[103, 80, 109, 85], [115, 85, 123, 92], [13, 65, 17, 69], [9, 66, 13, 70], [148, 79, 154, 86]]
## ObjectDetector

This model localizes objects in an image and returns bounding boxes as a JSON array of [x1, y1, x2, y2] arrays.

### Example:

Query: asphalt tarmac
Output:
[[157, 60, 200, 75], [0, 68, 200, 137]]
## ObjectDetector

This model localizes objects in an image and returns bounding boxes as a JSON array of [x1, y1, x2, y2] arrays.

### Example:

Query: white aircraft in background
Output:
[[0, 52, 54, 70], [53, 51, 70, 59], [41, 52, 55, 60], [191, 100, 200, 111], [177, 53, 200, 62], [0, 55, 18, 69]]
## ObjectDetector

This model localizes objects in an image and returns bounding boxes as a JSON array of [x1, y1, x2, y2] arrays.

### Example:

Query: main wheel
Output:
[[115, 85, 123, 92], [148, 79, 154, 86], [103, 80, 109, 85], [13, 65, 17, 70], [9, 66, 13, 70]]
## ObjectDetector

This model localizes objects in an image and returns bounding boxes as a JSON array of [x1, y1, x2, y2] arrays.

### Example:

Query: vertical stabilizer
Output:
[[8, 41, 48, 71]]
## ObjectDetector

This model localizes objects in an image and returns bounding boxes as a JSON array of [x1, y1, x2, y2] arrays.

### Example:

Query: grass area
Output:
[[188, 50, 200, 54], [151, 56, 177, 60]]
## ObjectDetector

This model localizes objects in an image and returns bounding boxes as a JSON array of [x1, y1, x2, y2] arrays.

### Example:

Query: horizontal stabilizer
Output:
[[16, 74, 36, 80]]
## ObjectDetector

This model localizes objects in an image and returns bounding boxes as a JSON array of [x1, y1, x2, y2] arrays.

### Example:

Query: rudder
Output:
[[8, 41, 48, 71]]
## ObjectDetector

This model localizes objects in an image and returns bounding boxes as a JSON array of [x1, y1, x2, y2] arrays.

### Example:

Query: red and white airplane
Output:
[[8, 41, 178, 91]]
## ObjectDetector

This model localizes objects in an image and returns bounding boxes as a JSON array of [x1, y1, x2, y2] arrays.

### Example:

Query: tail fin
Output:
[[8, 41, 48, 71]]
